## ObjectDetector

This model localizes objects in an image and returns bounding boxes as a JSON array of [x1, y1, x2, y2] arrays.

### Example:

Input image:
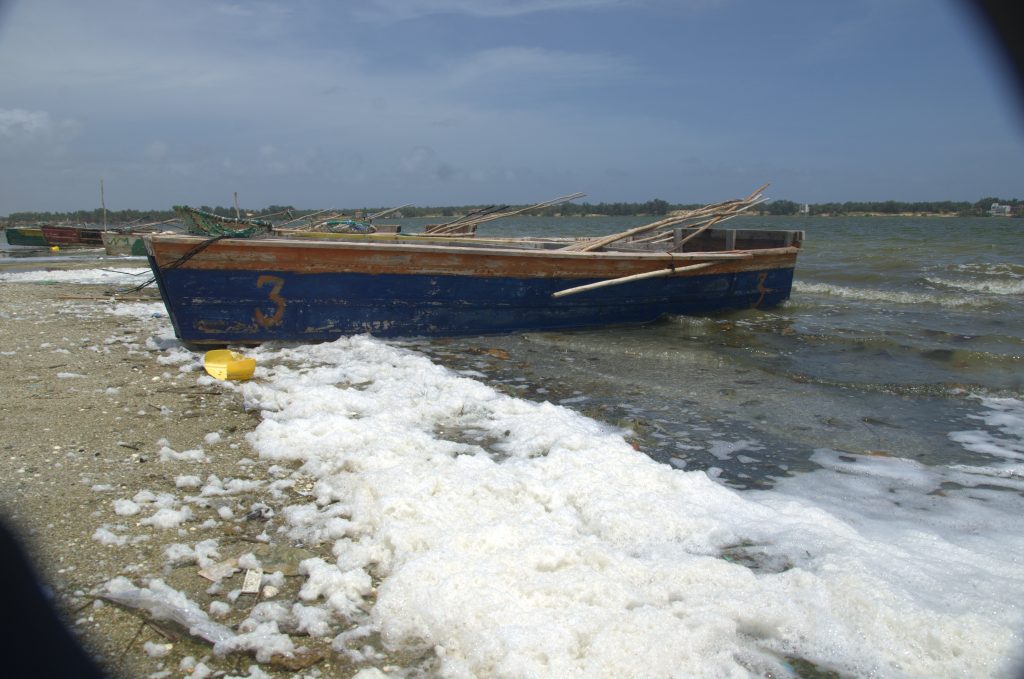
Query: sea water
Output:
[[7, 215, 1024, 677]]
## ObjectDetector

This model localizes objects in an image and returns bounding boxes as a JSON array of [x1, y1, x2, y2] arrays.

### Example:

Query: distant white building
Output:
[[989, 203, 1012, 216]]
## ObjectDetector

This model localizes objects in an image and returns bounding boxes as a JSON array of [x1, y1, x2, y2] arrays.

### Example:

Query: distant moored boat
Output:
[[2, 226, 48, 247], [41, 225, 104, 246]]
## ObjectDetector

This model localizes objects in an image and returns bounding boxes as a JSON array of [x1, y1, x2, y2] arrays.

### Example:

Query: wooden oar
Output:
[[630, 210, 744, 244], [368, 204, 412, 221], [467, 192, 586, 227], [671, 196, 767, 251], [130, 217, 181, 231], [564, 184, 768, 252], [429, 205, 507, 235], [557, 202, 731, 252], [552, 261, 719, 299], [430, 193, 586, 236], [277, 207, 337, 228]]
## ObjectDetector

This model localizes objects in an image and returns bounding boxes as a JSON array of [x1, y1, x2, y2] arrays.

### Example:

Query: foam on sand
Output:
[[227, 335, 1023, 677], [0, 267, 149, 285]]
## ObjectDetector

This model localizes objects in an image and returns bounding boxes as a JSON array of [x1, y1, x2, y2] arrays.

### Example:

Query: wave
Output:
[[951, 262, 1024, 277], [949, 396, 1024, 462], [792, 281, 988, 308], [924, 276, 1024, 296]]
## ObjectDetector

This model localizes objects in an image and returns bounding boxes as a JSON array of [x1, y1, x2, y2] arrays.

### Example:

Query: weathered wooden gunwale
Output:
[[146, 234, 798, 280]]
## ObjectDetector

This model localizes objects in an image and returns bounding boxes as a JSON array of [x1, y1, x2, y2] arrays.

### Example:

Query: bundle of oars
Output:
[[427, 192, 586, 236], [116, 216, 181, 233], [280, 204, 413, 232], [560, 184, 769, 252], [275, 207, 340, 231]]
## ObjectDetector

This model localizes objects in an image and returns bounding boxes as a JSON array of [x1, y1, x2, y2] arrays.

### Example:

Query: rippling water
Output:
[[397, 215, 1023, 484]]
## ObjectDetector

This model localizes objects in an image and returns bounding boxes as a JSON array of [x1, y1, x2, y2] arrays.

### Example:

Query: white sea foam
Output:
[[924, 276, 1024, 295], [768, 449, 1024, 609], [949, 396, 1024, 463], [106, 302, 167, 319], [223, 335, 1023, 678], [0, 267, 148, 284], [793, 281, 982, 308]]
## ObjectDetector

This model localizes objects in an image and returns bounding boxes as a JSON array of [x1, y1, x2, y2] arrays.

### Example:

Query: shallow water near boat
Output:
[[410, 214, 1023, 475]]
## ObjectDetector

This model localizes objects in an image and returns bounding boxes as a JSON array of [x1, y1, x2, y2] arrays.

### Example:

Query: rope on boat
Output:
[[108, 235, 229, 295]]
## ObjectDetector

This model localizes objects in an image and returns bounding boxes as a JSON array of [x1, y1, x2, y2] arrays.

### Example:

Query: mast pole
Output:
[[101, 178, 107, 230]]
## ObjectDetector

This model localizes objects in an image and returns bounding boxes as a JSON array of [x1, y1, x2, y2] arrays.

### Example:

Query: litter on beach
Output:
[[202, 350, 256, 381]]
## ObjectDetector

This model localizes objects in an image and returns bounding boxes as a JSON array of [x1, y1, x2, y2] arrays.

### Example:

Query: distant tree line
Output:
[[5, 197, 1021, 224], [3, 205, 309, 225], [763, 198, 1022, 216], [3, 199, 683, 224], [396, 199, 682, 218], [5, 208, 174, 225]]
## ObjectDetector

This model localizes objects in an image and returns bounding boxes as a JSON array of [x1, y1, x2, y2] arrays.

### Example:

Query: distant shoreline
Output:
[[2, 212, 1016, 231], [5, 198, 1021, 224]]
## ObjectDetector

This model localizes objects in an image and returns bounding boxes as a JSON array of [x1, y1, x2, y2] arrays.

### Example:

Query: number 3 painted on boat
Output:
[[752, 272, 770, 309], [254, 275, 286, 328]]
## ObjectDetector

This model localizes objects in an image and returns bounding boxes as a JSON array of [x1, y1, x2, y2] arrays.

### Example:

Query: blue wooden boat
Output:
[[144, 190, 802, 344]]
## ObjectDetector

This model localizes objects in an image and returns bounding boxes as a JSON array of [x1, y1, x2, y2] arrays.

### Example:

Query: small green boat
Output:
[[3, 226, 48, 247]]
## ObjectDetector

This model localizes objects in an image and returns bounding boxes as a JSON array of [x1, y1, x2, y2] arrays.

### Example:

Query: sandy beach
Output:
[[0, 261, 351, 678]]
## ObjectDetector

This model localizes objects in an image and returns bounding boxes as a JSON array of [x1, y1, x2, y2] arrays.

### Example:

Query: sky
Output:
[[0, 0, 1022, 213]]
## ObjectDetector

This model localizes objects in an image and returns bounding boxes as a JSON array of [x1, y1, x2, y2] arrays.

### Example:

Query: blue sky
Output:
[[0, 0, 1022, 212]]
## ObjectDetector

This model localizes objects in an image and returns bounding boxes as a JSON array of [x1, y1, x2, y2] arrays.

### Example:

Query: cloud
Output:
[[0, 108, 80, 156], [353, 0, 625, 21], [401, 146, 456, 182], [0, 108, 55, 138], [144, 141, 169, 161], [214, 3, 255, 17], [441, 47, 628, 90], [351, 0, 726, 22]]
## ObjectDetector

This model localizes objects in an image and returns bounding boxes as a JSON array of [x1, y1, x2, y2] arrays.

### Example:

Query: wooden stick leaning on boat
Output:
[[672, 197, 768, 250], [630, 210, 747, 245], [428, 205, 507, 235], [283, 204, 411, 229], [368, 204, 413, 221], [277, 207, 338, 229], [632, 198, 767, 250], [429, 193, 586, 236], [552, 261, 720, 299], [559, 200, 743, 252], [121, 217, 181, 232], [562, 184, 768, 252], [459, 192, 585, 229]]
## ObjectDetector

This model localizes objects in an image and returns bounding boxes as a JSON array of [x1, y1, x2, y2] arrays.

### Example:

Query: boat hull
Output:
[[145, 235, 799, 344], [41, 226, 104, 246], [102, 231, 147, 256], [3, 227, 48, 247]]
